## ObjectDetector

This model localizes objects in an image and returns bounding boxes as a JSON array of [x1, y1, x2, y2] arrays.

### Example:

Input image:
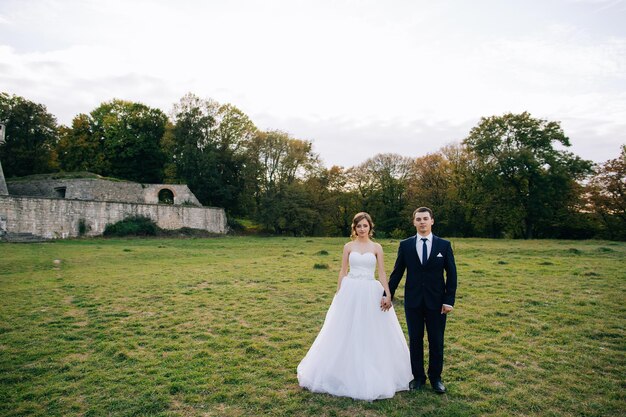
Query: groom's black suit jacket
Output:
[[388, 235, 457, 310]]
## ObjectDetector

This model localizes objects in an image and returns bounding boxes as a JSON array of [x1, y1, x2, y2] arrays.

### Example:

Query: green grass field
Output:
[[1, 237, 624, 417]]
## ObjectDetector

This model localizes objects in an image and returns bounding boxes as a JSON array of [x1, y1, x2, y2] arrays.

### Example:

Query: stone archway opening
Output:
[[54, 187, 66, 198], [158, 188, 174, 204]]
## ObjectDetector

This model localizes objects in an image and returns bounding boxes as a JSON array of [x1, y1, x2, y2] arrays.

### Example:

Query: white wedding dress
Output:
[[297, 251, 412, 401]]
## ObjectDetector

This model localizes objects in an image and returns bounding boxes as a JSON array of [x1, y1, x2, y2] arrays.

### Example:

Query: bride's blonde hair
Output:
[[350, 212, 374, 240]]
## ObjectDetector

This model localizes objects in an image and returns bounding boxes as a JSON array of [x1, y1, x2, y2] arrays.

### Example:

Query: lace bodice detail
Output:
[[347, 252, 376, 280]]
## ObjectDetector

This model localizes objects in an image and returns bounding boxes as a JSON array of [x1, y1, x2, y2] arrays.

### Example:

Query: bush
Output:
[[157, 227, 222, 238], [227, 218, 265, 235], [103, 216, 158, 237], [227, 218, 245, 233], [390, 228, 407, 239], [78, 219, 88, 236]]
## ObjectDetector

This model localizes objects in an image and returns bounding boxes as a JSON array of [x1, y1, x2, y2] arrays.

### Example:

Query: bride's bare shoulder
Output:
[[373, 242, 384, 254]]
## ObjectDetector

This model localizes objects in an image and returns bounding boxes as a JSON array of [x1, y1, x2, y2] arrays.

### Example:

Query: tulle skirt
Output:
[[297, 277, 413, 401]]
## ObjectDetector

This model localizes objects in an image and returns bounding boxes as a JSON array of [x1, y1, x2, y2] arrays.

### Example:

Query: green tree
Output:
[[247, 130, 319, 233], [160, 121, 177, 183], [170, 93, 257, 213], [0, 92, 58, 177], [463, 112, 592, 238], [587, 146, 626, 240], [439, 143, 481, 237], [171, 93, 218, 201], [90, 99, 168, 183], [57, 100, 168, 182], [303, 165, 358, 236], [260, 181, 321, 236], [404, 151, 464, 236], [213, 103, 258, 214], [57, 114, 104, 173], [349, 153, 413, 235], [249, 130, 317, 193]]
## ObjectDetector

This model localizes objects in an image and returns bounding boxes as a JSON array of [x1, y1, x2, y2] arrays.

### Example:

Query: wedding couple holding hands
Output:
[[297, 207, 458, 401]]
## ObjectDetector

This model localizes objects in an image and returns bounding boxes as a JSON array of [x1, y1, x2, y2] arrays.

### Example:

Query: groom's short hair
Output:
[[413, 207, 433, 219]]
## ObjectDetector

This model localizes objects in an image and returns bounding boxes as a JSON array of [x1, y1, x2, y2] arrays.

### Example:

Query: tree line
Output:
[[0, 91, 624, 240]]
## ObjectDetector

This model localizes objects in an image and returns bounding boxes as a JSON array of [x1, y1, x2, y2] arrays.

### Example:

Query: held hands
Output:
[[380, 296, 392, 312], [441, 305, 453, 314]]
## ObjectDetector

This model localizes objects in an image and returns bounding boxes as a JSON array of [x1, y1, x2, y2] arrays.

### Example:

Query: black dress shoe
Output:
[[431, 379, 446, 394], [409, 379, 426, 390]]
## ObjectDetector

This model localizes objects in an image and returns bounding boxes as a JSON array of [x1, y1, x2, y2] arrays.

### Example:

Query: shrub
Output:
[[390, 228, 406, 239], [104, 216, 158, 237], [78, 219, 88, 236], [227, 218, 245, 233], [157, 227, 222, 238]]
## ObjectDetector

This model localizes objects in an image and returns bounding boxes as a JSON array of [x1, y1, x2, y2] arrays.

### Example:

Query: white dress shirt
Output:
[[416, 233, 433, 264]]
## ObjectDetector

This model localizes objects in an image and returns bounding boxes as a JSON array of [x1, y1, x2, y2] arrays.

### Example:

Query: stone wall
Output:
[[141, 184, 201, 206], [0, 196, 226, 239], [6, 178, 202, 206], [0, 160, 7, 196], [0, 213, 6, 238]]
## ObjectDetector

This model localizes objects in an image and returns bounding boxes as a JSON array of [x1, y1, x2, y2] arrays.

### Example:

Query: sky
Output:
[[1, 0, 625, 168]]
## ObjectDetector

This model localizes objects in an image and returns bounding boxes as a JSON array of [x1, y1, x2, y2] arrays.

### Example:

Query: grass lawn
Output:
[[0, 237, 624, 416]]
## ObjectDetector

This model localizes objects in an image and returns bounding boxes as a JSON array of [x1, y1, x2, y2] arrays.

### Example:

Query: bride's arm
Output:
[[375, 243, 392, 309], [337, 243, 350, 292]]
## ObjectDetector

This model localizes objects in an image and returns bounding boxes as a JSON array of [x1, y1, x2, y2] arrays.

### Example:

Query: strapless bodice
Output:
[[347, 251, 376, 280]]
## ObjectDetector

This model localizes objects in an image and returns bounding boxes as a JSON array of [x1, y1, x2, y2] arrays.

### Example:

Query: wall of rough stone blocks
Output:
[[0, 160, 7, 196], [6, 179, 201, 206], [0, 196, 226, 239], [141, 184, 201, 206]]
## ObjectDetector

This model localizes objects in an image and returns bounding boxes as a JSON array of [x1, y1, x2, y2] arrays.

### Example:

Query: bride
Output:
[[297, 212, 412, 401]]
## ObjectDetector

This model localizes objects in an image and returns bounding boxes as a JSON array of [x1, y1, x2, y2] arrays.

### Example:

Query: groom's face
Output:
[[413, 212, 434, 236]]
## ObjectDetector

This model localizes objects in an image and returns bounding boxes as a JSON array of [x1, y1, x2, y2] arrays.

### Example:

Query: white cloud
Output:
[[0, 0, 624, 165]]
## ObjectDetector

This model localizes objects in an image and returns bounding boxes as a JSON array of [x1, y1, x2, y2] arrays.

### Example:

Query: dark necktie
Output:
[[421, 237, 428, 265]]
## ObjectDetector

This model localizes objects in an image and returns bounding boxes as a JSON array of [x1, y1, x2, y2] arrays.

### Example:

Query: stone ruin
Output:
[[0, 125, 226, 241], [0, 174, 227, 242], [0, 122, 7, 196]]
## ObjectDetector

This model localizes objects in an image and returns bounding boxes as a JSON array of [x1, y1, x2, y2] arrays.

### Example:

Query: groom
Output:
[[385, 207, 457, 394]]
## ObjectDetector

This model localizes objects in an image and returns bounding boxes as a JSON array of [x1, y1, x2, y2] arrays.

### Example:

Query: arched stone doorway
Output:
[[54, 187, 66, 198], [158, 188, 174, 204]]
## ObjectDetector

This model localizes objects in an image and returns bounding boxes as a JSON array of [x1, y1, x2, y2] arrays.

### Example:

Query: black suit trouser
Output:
[[405, 305, 447, 381]]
